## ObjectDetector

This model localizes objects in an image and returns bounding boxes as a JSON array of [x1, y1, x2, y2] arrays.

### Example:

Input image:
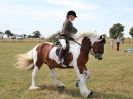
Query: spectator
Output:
[[116, 35, 120, 51]]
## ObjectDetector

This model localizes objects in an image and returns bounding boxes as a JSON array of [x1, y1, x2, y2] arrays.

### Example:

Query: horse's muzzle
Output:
[[95, 54, 103, 60]]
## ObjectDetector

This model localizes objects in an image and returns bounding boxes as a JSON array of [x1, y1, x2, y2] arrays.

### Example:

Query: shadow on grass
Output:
[[38, 85, 133, 99], [88, 91, 133, 99]]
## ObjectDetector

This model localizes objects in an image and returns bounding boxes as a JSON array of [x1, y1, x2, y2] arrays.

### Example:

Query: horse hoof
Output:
[[29, 86, 40, 90], [76, 82, 79, 87], [76, 80, 80, 87], [57, 86, 65, 90], [87, 91, 93, 98]]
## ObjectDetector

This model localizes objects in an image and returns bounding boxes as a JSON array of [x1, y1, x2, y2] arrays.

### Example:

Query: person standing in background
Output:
[[116, 35, 120, 51]]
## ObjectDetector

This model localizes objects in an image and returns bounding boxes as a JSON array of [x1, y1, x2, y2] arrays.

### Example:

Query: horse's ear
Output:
[[99, 35, 106, 44], [99, 35, 105, 39], [99, 35, 103, 39]]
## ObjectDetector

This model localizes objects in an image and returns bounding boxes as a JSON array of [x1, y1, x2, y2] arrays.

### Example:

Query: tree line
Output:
[[109, 23, 133, 38], [0, 30, 41, 38], [1, 23, 133, 40], [47, 23, 133, 43]]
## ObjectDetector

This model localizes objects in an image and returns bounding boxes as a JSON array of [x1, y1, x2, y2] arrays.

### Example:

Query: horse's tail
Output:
[[16, 45, 38, 70]]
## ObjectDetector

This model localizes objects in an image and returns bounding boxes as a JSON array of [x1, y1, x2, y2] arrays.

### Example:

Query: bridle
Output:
[[89, 50, 95, 56], [72, 39, 95, 56], [72, 37, 105, 57]]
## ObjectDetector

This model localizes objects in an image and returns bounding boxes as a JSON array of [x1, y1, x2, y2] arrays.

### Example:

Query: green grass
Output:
[[0, 41, 133, 99]]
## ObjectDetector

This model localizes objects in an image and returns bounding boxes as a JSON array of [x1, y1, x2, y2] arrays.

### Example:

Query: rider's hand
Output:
[[69, 37, 74, 41]]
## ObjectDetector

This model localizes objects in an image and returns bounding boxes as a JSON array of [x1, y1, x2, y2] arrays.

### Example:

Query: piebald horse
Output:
[[16, 32, 105, 98]]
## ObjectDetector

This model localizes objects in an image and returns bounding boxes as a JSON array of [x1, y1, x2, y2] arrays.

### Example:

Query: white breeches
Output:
[[59, 39, 66, 49]]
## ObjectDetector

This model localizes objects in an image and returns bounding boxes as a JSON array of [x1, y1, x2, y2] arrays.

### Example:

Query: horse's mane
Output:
[[74, 32, 97, 40]]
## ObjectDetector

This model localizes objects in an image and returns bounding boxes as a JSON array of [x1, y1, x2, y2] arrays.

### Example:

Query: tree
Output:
[[0, 31, 3, 34], [5, 30, 13, 37], [32, 31, 41, 38], [23, 34, 27, 38], [27, 35, 31, 38], [129, 27, 133, 37], [109, 23, 125, 39]]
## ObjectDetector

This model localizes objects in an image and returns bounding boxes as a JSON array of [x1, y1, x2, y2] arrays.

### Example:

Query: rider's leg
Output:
[[59, 39, 67, 49], [58, 39, 66, 61]]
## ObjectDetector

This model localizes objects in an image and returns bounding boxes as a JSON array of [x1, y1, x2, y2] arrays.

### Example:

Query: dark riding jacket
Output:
[[60, 18, 77, 39]]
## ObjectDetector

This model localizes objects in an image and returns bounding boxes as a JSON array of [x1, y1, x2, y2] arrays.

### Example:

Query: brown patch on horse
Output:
[[92, 40, 104, 54], [46, 51, 73, 69], [65, 52, 73, 66], [77, 37, 91, 74], [35, 43, 54, 69], [35, 42, 73, 70]]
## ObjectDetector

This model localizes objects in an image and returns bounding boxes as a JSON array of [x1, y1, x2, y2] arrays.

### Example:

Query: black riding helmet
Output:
[[67, 10, 77, 18]]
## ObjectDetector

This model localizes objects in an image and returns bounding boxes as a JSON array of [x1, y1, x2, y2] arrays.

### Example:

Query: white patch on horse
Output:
[[29, 44, 40, 90], [71, 58, 91, 97], [69, 39, 82, 67], [78, 74, 91, 97], [50, 69, 64, 87], [69, 37, 91, 97], [29, 66, 39, 90], [33, 46, 38, 65], [49, 47, 60, 64]]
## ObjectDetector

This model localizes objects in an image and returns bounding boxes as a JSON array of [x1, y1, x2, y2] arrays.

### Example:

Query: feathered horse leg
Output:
[[50, 68, 65, 89]]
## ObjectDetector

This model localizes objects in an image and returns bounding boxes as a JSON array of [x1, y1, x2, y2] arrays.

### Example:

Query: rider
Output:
[[58, 10, 78, 62]]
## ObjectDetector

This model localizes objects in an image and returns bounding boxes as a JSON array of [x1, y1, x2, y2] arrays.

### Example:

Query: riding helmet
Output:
[[67, 10, 77, 17]]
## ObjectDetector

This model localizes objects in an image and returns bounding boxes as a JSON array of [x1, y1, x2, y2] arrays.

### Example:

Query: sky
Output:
[[0, 0, 133, 37]]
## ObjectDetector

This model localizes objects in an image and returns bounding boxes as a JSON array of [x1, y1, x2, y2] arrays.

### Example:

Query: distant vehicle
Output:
[[40, 36, 45, 39], [17, 35, 24, 39], [3, 34, 8, 39], [0, 33, 4, 39], [10, 36, 16, 39]]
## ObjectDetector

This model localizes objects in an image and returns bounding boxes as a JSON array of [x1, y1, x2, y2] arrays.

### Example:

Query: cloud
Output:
[[0, 0, 102, 21], [78, 12, 104, 20], [117, 7, 133, 12], [0, 3, 64, 20], [42, 0, 99, 10], [123, 8, 133, 12]]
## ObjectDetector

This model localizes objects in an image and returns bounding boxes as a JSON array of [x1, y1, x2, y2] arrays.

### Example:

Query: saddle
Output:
[[55, 41, 70, 66]]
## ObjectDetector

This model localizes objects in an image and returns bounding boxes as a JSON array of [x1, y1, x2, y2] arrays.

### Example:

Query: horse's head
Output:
[[90, 35, 106, 60], [74, 33, 106, 60]]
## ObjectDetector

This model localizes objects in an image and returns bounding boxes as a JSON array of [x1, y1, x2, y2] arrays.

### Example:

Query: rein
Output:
[[72, 40, 95, 56]]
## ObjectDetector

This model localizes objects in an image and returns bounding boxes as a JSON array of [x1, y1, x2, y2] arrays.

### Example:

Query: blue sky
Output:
[[0, 0, 133, 37]]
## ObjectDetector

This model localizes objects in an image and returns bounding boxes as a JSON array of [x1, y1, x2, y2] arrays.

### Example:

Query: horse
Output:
[[16, 32, 106, 98]]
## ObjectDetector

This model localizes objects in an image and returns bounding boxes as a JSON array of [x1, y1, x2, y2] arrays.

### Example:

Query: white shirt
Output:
[[116, 36, 120, 43]]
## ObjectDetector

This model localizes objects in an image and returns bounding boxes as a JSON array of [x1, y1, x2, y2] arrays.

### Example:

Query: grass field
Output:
[[0, 40, 133, 99]]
